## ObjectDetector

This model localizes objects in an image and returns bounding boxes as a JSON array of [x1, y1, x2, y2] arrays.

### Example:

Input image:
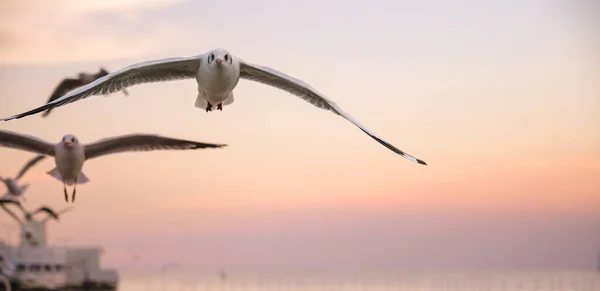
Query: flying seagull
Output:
[[218, 269, 228, 281], [0, 198, 25, 224], [0, 155, 46, 202], [41, 67, 129, 117], [0, 198, 68, 222], [0, 130, 227, 203], [39, 206, 73, 223], [0, 48, 427, 165], [0, 199, 39, 247], [22, 205, 70, 222]]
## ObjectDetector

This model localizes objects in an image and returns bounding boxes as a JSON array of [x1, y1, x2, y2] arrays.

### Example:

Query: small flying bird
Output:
[[39, 206, 73, 223], [41, 67, 129, 118], [0, 198, 69, 222], [0, 198, 25, 224], [0, 199, 39, 246], [28, 206, 59, 221], [0, 155, 46, 202], [0, 48, 427, 165], [218, 269, 228, 281], [0, 130, 227, 203], [22, 205, 72, 222]]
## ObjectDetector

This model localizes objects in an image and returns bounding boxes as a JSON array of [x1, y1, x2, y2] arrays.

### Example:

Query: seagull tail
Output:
[[222, 92, 234, 106], [76, 172, 90, 184], [46, 168, 63, 182], [194, 94, 208, 109]]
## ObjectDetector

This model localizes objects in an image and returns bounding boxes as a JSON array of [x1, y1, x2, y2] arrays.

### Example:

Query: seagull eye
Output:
[[210, 53, 215, 62], [224, 54, 229, 61]]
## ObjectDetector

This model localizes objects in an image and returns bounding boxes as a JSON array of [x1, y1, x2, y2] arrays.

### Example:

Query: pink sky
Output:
[[0, 0, 599, 271]]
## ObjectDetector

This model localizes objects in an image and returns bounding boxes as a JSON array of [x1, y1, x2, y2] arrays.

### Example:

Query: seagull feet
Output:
[[217, 103, 223, 111], [63, 183, 68, 202], [71, 186, 76, 203], [206, 103, 213, 112]]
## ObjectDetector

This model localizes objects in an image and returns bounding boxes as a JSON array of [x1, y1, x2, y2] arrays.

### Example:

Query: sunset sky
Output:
[[0, 0, 598, 272]]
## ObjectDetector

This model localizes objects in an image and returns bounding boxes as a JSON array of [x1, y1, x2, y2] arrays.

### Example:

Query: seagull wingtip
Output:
[[1, 115, 18, 121], [192, 143, 228, 149], [417, 159, 427, 165]]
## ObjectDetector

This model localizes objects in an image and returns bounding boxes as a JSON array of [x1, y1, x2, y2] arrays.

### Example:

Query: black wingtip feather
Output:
[[191, 143, 227, 149], [358, 128, 426, 165]]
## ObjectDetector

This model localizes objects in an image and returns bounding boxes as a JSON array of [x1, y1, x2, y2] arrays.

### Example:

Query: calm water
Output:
[[115, 271, 600, 291]]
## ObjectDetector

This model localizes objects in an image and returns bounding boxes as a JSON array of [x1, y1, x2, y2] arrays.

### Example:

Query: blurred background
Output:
[[0, 0, 598, 288]]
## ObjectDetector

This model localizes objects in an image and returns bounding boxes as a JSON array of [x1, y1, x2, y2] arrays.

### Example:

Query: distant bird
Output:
[[27, 206, 59, 221], [0, 155, 46, 202], [0, 199, 39, 247], [0, 130, 227, 203], [218, 269, 228, 281], [0, 48, 427, 165], [22, 205, 72, 222], [0, 198, 23, 208], [0, 198, 24, 224], [41, 67, 129, 117], [0, 199, 69, 222]]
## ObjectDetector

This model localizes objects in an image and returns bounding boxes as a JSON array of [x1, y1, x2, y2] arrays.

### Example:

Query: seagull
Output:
[[41, 67, 129, 118], [0, 199, 39, 247], [0, 48, 427, 165], [0, 198, 68, 222], [0, 130, 227, 203], [0, 155, 46, 202], [22, 205, 72, 222], [0, 198, 25, 225], [218, 269, 228, 281]]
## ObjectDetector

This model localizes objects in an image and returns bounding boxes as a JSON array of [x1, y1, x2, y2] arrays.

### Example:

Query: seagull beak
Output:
[[216, 58, 223, 64], [63, 141, 71, 146]]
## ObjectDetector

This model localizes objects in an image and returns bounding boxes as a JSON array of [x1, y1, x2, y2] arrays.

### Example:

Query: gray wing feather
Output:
[[1, 55, 204, 121], [15, 155, 47, 180], [0, 130, 55, 156], [238, 61, 427, 165], [84, 134, 227, 160]]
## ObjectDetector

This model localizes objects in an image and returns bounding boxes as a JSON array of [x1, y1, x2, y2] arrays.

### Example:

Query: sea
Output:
[[115, 270, 600, 291]]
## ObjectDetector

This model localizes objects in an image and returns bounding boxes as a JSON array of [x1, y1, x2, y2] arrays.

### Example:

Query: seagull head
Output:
[[61, 134, 79, 148], [97, 67, 110, 78], [207, 48, 233, 67]]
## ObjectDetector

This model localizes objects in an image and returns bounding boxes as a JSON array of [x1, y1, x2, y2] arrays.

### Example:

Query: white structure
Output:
[[0, 241, 118, 290], [0, 218, 118, 290], [20, 221, 46, 247]]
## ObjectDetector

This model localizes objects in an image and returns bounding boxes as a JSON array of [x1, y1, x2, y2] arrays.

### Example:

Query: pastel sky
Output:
[[0, 0, 598, 272]]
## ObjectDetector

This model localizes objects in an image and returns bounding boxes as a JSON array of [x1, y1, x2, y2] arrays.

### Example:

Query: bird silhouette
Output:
[[0, 199, 72, 222], [0, 155, 46, 202], [41, 67, 129, 117]]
